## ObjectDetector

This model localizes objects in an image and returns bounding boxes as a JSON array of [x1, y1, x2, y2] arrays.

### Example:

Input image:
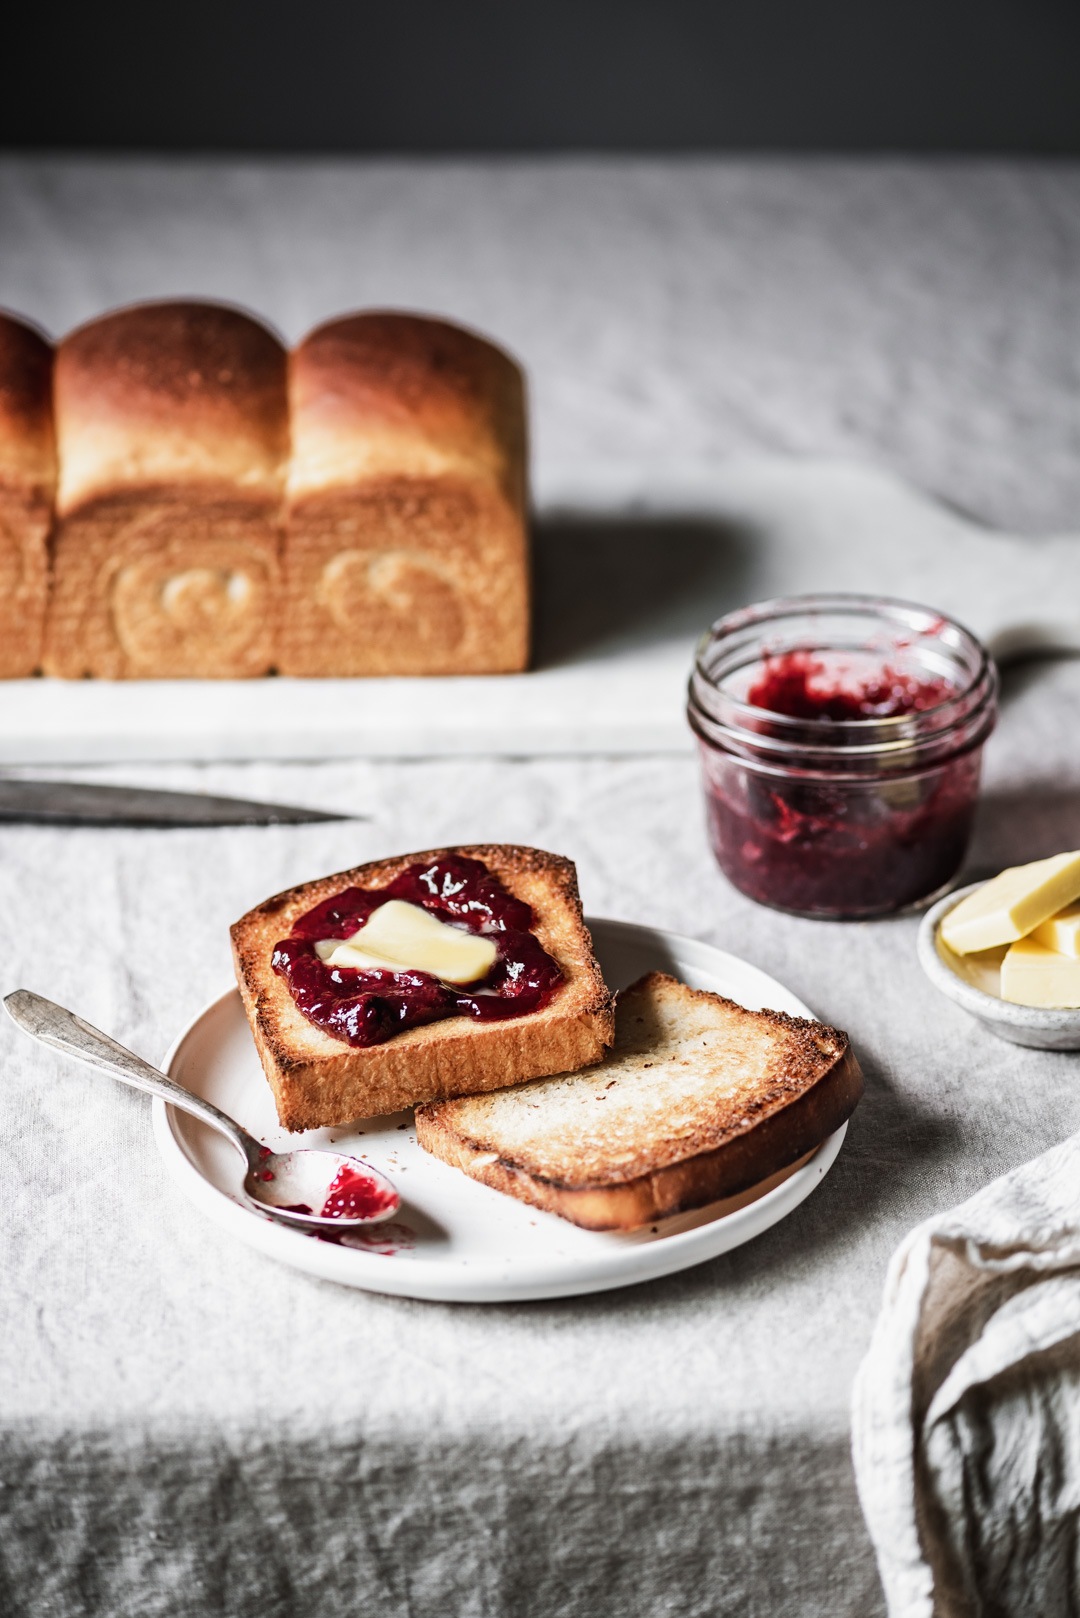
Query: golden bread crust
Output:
[[279, 312, 529, 677], [416, 972, 863, 1229], [0, 313, 54, 676], [54, 301, 288, 515], [45, 301, 286, 678], [231, 844, 614, 1129], [0, 312, 55, 498], [287, 311, 526, 504]]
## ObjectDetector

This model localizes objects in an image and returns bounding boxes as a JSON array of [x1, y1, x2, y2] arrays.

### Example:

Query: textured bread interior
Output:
[[231, 844, 614, 1129], [416, 972, 863, 1228], [43, 502, 281, 679], [0, 314, 54, 677], [279, 480, 527, 675], [279, 312, 528, 677], [44, 302, 286, 678]]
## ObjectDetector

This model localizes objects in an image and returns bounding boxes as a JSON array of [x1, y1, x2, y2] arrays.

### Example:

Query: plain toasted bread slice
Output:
[[231, 844, 614, 1130], [415, 971, 863, 1230]]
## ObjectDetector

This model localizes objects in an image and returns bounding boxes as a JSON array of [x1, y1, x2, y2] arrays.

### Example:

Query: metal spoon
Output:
[[4, 989, 400, 1233]]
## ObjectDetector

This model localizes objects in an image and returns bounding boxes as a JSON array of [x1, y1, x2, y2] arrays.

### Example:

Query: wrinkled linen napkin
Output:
[[852, 1132, 1080, 1618]]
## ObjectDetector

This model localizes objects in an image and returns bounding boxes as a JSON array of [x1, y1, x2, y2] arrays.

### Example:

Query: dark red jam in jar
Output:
[[687, 595, 998, 919], [272, 855, 564, 1047]]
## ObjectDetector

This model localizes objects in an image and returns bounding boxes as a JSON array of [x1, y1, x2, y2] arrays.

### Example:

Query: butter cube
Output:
[[940, 851, 1080, 955], [1001, 937, 1080, 1008], [1030, 901, 1080, 959]]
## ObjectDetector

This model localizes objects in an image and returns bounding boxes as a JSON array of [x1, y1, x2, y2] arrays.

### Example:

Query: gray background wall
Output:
[[6, 0, 1080, 152]]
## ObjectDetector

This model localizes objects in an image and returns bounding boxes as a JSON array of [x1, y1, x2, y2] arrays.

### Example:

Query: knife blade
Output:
[[0, 780, 357, 827]]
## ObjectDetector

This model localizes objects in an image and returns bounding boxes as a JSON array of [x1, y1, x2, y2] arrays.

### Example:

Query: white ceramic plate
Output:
[[153, 919, 848, 1302]]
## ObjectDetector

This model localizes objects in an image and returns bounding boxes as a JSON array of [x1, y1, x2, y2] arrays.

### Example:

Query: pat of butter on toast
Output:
[[315, 899, 497, 984], [231, 844, 614, 1130]]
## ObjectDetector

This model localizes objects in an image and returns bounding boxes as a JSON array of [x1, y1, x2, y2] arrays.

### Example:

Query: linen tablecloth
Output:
[[4, 156, 1080, 1616], [4, 653, 1080, 1617]]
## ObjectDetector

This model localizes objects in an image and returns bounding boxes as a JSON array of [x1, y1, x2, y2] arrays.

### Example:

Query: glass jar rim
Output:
[[688, 592, 998, 769], [692, 591, 994, 734]]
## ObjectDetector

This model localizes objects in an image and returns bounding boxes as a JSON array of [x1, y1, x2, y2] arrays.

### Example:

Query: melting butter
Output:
[[314, 899, 496, 985]]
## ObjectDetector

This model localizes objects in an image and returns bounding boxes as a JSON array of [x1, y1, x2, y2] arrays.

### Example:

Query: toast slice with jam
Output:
[[231, 844, 614, 1130]]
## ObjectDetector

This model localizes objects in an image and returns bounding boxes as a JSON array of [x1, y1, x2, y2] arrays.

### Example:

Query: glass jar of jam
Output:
[[688, 594, 998, 919]]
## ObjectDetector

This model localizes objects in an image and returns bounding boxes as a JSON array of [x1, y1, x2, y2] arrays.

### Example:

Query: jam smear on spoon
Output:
[[319, 1164, 398, 1221]]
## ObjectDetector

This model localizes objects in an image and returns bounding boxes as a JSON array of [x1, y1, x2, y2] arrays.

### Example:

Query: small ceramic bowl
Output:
[[918, 882, 1080, 1050]]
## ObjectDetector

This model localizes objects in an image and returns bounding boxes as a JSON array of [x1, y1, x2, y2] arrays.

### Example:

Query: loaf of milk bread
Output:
[[0, 313, 54, 676], [43, 301, 287, 678], [279, 311, 529, 677]]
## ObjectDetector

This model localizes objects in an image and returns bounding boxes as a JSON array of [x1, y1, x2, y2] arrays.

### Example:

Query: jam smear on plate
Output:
[[273, 855, 564, 1048]]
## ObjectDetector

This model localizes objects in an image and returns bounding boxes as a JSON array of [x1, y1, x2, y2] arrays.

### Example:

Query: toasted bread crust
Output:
[[231, 845, 614, 1129], [416, 972, 863, 1229]]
